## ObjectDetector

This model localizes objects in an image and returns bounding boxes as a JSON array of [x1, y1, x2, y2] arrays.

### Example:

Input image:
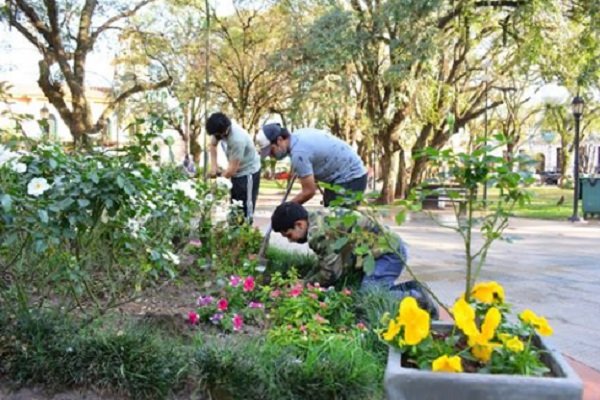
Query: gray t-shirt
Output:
[[212, 122, 260, 177], [289, 128, 366, 184]]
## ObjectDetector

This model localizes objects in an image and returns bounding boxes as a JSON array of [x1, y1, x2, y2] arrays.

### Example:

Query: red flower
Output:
[[217, 298, 229, 311], [270, 289, 281, 298], [342, 288, 352, 296], [232, 314, 244, 331], [356, 322, 367, 331], [243, 276, 255, 292], [187, 311, 199, 325]]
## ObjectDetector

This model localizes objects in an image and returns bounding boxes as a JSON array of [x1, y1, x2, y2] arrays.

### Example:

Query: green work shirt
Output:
[[306, 209, 404, 286]]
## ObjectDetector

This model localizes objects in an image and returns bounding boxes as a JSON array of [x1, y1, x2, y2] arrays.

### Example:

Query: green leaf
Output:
[[1, 194, 12, 212], [90, 171, 99, 184], [38, 209, 49, 224], [333, 237, 349, 251], [78, 198, 90, 208], [363, 255, 375, 275], [49, 158, 58, 169], [395, 211, 406, 225]]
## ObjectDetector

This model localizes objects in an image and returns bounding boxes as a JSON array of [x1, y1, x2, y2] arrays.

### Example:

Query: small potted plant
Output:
[[379, 136, 583, 400]]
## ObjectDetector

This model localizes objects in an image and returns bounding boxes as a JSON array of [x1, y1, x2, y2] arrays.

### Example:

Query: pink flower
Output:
[[187, 311, 199, 325], [232, 314, 243, 331], [270, 289, 281, 299], [229, 275, 241, 287], [356, 322, 367, 331], [319, 301, 327, 309], [248, 254, 257, 261], [196, 295, 213, 307], [289, 283, 303, 297], [314, 314, 327, 324], [189, 239, 202, 247], [248, 301, 264, 309], [299, 325, 307, 333], [243, 276, 255, 292], [217, 298, 229, 311], [342, 288, 352, 296], [308, 293, 318, 300]]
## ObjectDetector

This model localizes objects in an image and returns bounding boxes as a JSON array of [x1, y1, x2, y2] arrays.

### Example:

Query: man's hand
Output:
[[209, 168, 222, 179]]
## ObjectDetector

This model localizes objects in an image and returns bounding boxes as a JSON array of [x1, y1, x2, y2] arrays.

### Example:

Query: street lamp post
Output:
[[569, 95, 585, 222]]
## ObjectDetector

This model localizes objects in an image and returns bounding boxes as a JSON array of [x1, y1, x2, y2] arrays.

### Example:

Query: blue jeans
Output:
[[361, 244, 407, 289]]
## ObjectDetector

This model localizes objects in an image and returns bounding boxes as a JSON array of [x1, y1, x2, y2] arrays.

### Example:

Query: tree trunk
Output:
[[394, 148, 407, 199], [379, 149, 399, 204]]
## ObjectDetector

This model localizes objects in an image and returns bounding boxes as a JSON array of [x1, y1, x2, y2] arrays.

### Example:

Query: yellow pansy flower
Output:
[[398, 297, 430, 345], [432, 355, 463, 373], [382, 317, 401, 342], [519, 309, 553, 336], [452, 297, 478, 337], [534, 316, 553, 336], [506, 336, 524, 352], [497, 333, 511, 343], [471, 343, 497, 362], [471, 281, 505, 304]]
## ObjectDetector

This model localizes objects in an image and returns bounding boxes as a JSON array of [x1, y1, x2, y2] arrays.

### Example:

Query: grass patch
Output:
[[265, 246, 317, 278], [195, 335, 383, 400], [485, 186, 573, 220]]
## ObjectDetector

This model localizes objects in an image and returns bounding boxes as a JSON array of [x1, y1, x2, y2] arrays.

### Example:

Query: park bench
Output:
[[419, 183, 477, 211]]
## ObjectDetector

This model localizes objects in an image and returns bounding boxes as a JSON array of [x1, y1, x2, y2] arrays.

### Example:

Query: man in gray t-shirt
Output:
[[207, 112, 261, 223], [255, 124, 367, 206]]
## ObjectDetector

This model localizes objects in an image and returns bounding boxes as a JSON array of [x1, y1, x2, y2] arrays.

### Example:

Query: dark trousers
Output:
[[323, 173, 368, 207], [230, 169, 261, 224]]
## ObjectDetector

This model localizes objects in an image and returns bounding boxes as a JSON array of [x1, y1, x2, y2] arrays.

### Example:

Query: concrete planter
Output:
[[384, 322, 582, 400]]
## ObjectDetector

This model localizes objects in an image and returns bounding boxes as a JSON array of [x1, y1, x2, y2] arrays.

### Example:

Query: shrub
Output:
[[0, 310, 189, 399]]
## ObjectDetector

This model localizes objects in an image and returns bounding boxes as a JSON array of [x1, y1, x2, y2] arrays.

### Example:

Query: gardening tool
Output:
[[256, 173, 297, 271]]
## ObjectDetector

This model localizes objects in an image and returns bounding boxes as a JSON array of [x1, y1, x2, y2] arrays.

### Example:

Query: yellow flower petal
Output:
[[452, 298, 478, 337], [382, 318, 401, 342], [471, 342, 498, 362], [519, 309, 538, 325], [480, 307, 501, 342], [506, 336, 524, 352], [432, 355, 463, 373], [398, 297, 430, 345], [534, 317, 553, 336], [471, 281, 505, 304]]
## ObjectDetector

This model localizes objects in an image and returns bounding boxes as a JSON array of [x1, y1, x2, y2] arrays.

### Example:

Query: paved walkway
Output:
[[255, 187, 600, 399]]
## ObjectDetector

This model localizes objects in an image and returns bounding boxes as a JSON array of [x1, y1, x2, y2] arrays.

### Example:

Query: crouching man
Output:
[[270, 202, 438, 318]]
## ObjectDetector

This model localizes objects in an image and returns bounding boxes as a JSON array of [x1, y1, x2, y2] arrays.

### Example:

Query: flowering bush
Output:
[[380, 281, 552, 376], [189, 274, 265, 332], [0, 135, 216, 315]]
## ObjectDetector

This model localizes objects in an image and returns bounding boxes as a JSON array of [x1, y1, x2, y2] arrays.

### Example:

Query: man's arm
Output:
[[306, 251, 343, 287], [222, 159, 241, 179], [209, 143, 219, 177], [291, 175, 317, 204]]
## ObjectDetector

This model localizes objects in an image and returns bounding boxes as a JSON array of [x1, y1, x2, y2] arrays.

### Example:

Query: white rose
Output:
[[216, 177, 232, 190], [172, 180, 197, 200], [11, 162, 27, 174], [27, 177, 52, 197], [0, 145, 20, 167]]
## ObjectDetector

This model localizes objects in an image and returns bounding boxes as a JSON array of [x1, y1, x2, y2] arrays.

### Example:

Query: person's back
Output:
[[221, 122, 261, 178], [291, 128, 366, 184]]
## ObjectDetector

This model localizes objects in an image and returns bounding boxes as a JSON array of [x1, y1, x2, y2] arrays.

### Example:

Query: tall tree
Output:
[[2, 0, 171, 145]]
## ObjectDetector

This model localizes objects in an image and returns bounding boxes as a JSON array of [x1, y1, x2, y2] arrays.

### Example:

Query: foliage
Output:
[[0, 310, 188, 400], [0, 129, 214, 316], [194, 334, 383, 400], [415, 135, 534, 299], [265, 271, 359, 347], [264, 246, 317, 278], [379, 282, 552, 376]]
